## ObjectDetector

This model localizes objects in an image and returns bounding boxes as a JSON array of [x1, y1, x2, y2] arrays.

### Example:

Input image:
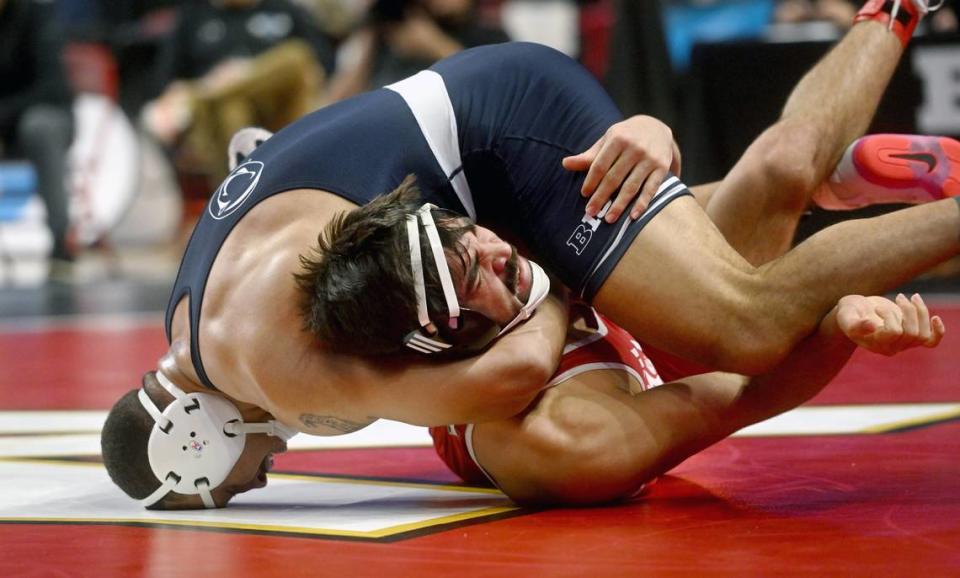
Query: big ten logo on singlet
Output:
[[209, 161, 264, 220], [566, 200, 612, 255], [629, 338, 664, 390]]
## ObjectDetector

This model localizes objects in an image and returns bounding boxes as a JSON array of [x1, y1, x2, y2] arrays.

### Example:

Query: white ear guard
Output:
[[402, 204, 550, 355], [137, 372, 297, 509]]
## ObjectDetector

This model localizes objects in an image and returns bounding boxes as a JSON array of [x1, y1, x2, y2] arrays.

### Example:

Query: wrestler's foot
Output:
[[854, 0, 943, 46], [227, 127, 274, 171], [812, 134, 960, 210]]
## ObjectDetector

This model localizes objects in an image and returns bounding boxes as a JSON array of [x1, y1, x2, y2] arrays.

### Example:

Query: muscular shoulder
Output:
[[197, 190, 357, 402], [206, 189, 355, 311]]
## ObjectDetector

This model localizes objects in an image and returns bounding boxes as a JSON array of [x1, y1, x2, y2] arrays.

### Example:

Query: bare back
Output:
[[167, 189, 381, 434], [166, 187, 568, 435]]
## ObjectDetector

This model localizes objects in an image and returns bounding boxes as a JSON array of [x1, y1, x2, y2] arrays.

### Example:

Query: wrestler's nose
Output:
[[491, 254, 507, 276], [481, 240, 508, 273], [476, 232, 512, 277]]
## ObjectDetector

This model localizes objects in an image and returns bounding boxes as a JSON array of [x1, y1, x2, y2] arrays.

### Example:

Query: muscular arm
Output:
[[263, 291, 570, 434], [366, 291, 569, 425]]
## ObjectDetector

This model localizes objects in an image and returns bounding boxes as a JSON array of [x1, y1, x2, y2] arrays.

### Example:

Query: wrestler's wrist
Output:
[[817, 304, 844, 341]]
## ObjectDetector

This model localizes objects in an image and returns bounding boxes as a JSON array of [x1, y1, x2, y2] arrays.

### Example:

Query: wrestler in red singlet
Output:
[[429, 305, 707, 487]]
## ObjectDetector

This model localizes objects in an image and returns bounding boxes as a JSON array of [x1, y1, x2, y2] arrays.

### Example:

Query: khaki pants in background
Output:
[[180, 40, 324, 182]]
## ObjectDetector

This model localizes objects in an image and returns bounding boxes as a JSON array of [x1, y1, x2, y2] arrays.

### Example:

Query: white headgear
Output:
[[137, 372, 297, 508], [402, 204, 551, 355]]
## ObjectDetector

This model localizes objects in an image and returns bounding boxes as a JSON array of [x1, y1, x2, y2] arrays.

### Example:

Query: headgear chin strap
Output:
[[402, 203, 551, 355], [137, 372, 297, 509], [495, 259, 551, 336]]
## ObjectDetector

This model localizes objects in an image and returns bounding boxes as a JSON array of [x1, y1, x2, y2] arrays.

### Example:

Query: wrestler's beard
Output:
[[505, 246, 519, 296]]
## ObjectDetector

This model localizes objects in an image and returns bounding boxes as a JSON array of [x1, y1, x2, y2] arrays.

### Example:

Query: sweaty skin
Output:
[[163, 189, 569, 440], [469, 292, 944, 506], [143, 13, 951, 508], [450, 226, 534, 325]]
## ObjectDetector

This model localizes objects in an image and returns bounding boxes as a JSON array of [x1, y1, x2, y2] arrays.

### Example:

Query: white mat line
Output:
[[0, 461, 517, 538], [1, 404, 959, 458]]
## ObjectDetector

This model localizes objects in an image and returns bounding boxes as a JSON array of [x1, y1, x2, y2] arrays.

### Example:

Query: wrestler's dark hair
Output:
[[295, 174, 474, 355], [100, 372, 172, 510]]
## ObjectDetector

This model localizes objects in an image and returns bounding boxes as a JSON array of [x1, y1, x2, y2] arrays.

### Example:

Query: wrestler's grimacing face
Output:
[[449, 225, 533, 326], [216, 432, 288, 505]]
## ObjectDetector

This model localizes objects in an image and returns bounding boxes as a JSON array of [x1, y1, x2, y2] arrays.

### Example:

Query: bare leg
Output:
[[705, 21, 903, 265], [591, 19, 958, 373], [594, 196, 960, 374]]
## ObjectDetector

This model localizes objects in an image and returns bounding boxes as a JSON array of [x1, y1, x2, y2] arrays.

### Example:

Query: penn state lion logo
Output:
[[209, 161, 264, 220]]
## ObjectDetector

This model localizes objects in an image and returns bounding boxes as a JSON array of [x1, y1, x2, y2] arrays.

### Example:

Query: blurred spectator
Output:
[[330, 0, 510, 98], [931, 7, 959, 34], [293, 0, 368, 42], [605, 0, 675, 121], [142, 0, 336, 181], [94, 1, 181, 118], [0, 0, 76, 270]]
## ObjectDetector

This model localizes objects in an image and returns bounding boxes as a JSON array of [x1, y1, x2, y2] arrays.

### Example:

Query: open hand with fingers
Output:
[[561, 115, 681, 223], [836, 293, 945, 355]]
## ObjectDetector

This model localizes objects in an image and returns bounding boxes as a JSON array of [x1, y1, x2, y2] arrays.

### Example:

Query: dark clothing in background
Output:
[[153, 0, 336, 93], [370, 17, 510, 88], [0, 0, 73, 135], [0, 0, 75, 261], [604, 0, 676, 127]]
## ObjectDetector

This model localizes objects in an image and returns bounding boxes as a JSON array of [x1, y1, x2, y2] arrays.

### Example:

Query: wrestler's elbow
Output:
[[515, 333, 560, 388], [497, 351, 554, 399], [480, 348, 554, 416]]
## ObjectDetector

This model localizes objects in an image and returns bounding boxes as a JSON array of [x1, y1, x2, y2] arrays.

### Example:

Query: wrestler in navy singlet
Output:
[[166, 42, 691, 390]]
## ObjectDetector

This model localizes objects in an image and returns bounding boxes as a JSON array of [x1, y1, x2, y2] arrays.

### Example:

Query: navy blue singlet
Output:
[[166, 42, 690, 390]]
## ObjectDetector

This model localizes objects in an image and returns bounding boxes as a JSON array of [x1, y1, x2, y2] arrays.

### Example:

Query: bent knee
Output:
[[751, 123, 825, 204]]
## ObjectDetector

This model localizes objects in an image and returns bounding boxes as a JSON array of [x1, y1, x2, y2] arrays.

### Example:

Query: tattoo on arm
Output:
[[298, 413, 369, 433]]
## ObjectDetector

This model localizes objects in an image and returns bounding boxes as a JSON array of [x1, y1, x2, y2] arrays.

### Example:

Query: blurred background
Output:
[[0, 0, 958, 310]]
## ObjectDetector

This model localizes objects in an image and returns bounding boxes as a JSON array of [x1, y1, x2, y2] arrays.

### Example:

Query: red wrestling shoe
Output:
[[854, 0, 943, 47], [813, 134, 960, 210]]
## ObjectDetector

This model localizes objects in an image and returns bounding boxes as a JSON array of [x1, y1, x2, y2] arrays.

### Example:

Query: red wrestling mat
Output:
[[1, 304, 958, 577]]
